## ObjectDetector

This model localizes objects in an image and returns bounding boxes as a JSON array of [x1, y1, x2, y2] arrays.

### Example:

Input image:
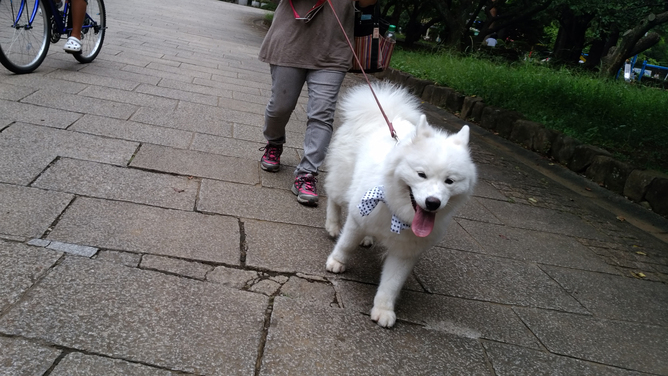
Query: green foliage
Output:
[[391, 48, 668, 171]]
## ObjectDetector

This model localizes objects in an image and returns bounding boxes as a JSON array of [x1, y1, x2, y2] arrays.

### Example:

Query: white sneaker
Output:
[[63, 36, 82, 53]]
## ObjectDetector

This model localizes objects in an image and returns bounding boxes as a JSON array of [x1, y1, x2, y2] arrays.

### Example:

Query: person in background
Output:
[[62, 0, 88, 53], [258, 0, 377, 207]]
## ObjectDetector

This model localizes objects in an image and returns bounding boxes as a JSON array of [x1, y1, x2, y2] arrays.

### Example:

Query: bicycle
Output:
[[0, 0, 106, 74]]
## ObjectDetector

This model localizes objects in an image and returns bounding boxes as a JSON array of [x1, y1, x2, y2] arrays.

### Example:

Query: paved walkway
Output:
[[1, 0, 667, 374]]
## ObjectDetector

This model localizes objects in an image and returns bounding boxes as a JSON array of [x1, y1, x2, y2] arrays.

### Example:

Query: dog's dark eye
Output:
[[418, 172, 427, 179], [445, 178, 454, 185]]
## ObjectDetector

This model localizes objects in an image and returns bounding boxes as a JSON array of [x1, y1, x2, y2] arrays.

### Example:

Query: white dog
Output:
[[324, 83, 477, 328]]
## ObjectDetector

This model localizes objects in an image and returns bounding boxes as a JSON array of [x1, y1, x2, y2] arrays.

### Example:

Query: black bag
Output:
[[349, 4, 394, 73]]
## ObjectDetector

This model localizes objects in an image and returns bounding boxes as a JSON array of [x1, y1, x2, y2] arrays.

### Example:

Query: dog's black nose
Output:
[[425, 197, 441, 211]]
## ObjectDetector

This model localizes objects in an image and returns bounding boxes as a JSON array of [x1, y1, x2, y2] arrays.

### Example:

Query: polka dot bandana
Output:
[[358, 185, 411, 234]]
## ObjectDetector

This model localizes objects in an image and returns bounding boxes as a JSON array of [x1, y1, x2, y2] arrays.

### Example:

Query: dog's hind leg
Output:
[[371, 253, 419, 328], [325, 217, 364, 273], [325, 198, 343, 238]]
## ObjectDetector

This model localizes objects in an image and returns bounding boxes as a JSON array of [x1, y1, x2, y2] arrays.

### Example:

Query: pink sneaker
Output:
[[292, 173, 318, 206], [259, 143, 283, 172]]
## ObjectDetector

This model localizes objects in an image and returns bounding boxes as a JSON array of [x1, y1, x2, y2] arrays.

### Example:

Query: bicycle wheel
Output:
[[73, 0, 104, 63], [0, 0, 51, 74]]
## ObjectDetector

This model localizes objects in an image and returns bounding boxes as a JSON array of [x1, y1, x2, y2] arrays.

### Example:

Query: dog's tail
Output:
[[339, 82, 423, 127]]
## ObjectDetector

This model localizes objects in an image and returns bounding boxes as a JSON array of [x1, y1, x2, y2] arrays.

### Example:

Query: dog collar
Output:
[[358, 186, 411, 234]]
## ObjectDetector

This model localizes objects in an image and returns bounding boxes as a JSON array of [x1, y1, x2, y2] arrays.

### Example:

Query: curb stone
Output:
[[376, 67, 668, 217]]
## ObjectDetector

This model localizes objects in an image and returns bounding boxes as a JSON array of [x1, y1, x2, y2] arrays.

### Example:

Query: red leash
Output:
[[325, 0, 397, 141]]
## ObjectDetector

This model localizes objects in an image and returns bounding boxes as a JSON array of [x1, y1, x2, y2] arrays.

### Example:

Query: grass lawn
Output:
[[390, 48, 668, 173]]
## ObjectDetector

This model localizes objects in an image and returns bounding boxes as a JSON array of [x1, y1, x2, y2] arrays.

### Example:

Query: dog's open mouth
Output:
[[409, 188, 436, 238]]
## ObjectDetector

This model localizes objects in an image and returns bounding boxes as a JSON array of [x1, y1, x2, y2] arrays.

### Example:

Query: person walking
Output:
[[258, 0, 377, 207]]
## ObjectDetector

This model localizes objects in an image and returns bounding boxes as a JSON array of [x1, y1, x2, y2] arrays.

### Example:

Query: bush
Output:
[[391, 48, 668, 172]]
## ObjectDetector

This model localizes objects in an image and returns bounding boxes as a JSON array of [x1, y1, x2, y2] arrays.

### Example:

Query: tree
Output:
[[473, 0, 553, 47], [600, 10, 668, 78]]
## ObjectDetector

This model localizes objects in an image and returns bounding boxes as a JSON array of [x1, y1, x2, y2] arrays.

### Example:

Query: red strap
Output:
[[325, 0, 397, 141], [289, 0, 327, 21]]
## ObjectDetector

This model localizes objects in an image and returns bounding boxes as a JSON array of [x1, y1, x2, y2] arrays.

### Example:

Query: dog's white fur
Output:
[[324, 82, 477, 328]]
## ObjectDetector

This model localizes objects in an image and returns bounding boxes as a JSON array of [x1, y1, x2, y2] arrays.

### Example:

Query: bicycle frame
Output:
[[11, 0, 95, 39]]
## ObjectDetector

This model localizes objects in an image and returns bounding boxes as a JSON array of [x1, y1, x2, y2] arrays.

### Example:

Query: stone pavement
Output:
[[1, 0, 667, 374]]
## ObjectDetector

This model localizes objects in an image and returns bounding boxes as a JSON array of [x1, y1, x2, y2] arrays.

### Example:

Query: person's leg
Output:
[[63, 0, 87, 52], [261, 65, 307, 171], [291, 69, 345, 206], [70, 0, 86, 39], [264, 65, 307, 144], [296, 69, 346, 175]]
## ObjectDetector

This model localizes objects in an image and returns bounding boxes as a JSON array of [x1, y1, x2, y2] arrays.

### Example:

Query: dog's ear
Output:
[[414, 115, 432, 140], [452, 125, 470, 146]]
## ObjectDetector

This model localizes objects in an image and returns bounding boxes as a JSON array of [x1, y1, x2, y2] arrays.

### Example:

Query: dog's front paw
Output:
[[326, 256, 346, 273], [370, 306, 396, 328], [325, 219, 341, 238], [359, 236, 374, 247]]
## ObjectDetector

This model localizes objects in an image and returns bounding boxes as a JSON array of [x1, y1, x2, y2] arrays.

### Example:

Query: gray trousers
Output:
[[264, 65, 346, 176]]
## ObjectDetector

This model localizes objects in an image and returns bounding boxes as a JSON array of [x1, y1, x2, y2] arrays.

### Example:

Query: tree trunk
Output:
[[552, 7, 593, 64], [600, 11, 668, 78], [473, 0, 552, 46]]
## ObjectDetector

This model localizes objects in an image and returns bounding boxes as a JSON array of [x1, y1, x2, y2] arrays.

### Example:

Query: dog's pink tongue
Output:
[[412, 206, 435, 237]]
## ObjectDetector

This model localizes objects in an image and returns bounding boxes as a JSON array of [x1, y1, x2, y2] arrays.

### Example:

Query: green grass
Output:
[[391, 48, 668, 172]]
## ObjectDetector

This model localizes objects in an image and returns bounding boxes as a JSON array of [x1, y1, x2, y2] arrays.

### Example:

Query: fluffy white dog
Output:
[[324, 83, 477, 328]]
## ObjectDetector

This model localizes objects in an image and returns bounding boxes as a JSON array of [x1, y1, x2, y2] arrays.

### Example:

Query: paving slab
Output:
[[458, 219, 619, 273], [415, 247, 588, 313], [334, 280, 541, 349], [79, 86, 179, 110], [0, 257, 268, 375], [47, 197, 240, 264], [0, 336, 62, 376], [233, 123, 305, 149], [1, 74, 88, 94], [437, 220, 485, 252], [260, 297, 492, 375], [478, 197, 610, 240], [198, 180, 326, 227], [0, 83, 36, 101], [190, 132, 303, 165], [473, 179, 511, 200], [177, 101, 266, 127], [94, 250, 142, 267], [46, 241, 98, 257], [45, 69, 141, 91], [243, 219, 423, 290], [69, 114, 194, 149], [78, 64, 162, 86], [0, 240, 62, 311], [129, 106, 233, 137], [540, 265, 668, 327], [133, 83, 219, 106], [259, 165, 326, 193], [21, 89, 138, 120], [130, 143, 259, 185], [483, 341, 645, 376], [33, 158, 199, 211], [0, 123, 139, 184], [155, 78, 235, 98], [454, 197, 504, 224], [0, 183, 73, 238], [515, 307, 668, 374], [140, 254, 213, 280], [50, 352, 178, 376], [0, 99, 82, 129], [207, 266, 260, 289], [279, 276, 337, 307]]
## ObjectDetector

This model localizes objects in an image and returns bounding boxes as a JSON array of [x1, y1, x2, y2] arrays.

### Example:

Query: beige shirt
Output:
[[259, 0, 356, 71]]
